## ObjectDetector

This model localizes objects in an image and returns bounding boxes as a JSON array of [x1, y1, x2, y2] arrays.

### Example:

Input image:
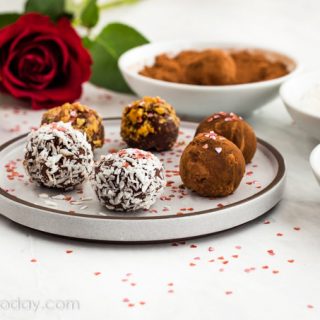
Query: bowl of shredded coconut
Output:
[[280, 71, 320, 140], [310, 144, 320, 185]]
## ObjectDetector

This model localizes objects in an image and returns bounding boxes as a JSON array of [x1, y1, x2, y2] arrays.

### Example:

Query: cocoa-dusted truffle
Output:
[[91, 148, 166, 212], [24, 122, 94, 190], [195, 112, 257, 163], [184, 49, 236, 85], [41, 102, 104, 149], [180, 131, 245, 197], [121, 96, 180, 151]]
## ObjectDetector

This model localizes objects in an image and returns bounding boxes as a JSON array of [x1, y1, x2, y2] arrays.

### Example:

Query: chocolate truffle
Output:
[[185, 49, 236, 85], [24, 122, 94, 190], [41, 102, 104, 149], [139, 54, 186, 83], [180, 131, 245, 197], [91, 148, 166, 212], [121, 96, 180, 151], [195, 112, 257, 163]]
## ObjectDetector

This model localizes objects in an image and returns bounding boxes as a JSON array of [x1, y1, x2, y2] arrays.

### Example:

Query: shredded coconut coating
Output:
[[24, 122, 94, 190], [91, 148, 166, 212]]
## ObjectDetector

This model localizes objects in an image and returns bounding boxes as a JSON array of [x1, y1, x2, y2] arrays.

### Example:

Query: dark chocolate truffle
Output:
[[195, 112, 257, 163], [121, 96, 180, 151], [180, 131, 245, 197], [41, 102, 104, 149], [91, 148, 166, 212], [24, 122, 94, 190]]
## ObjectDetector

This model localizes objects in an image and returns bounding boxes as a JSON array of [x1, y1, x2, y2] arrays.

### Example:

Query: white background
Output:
[[0, 0, 319, 319]]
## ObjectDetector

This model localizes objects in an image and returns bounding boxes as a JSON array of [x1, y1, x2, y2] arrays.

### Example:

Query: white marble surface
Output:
[[0, 0, 319, 319]]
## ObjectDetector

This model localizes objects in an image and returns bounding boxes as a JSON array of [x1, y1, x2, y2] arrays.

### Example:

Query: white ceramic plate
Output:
[[0, 118, 285, 243], [119, 41, 299, 117]]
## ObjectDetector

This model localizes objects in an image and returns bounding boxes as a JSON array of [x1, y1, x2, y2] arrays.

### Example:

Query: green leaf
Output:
[[82, 36, 94, 49], [80, 0, 99, 29], [89, 23, 149, 93], [0, 13, 20, 29], [25, 0, 65, 21]]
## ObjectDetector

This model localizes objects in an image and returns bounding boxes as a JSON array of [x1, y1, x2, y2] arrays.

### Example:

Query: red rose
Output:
[[0, 13, 92, 110]]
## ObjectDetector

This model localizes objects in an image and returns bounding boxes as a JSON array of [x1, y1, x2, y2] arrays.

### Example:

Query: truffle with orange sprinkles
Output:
[[41, 102, 104, 149], [195, 111, 257, 163], [91, 148, 166, 212], [180, 131, 245, 197], [120, 96, 180, 151]]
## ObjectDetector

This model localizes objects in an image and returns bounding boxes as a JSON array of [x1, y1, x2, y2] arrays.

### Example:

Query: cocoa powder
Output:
[[139, 49, 289, 86]]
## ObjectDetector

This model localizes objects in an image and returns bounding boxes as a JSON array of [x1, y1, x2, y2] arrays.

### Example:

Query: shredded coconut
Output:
[[91, 148, 166, 212], [24, 122, 94, 190]]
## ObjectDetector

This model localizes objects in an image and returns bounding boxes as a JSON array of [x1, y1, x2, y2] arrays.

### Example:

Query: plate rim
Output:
[[0, 117, 285, 221]]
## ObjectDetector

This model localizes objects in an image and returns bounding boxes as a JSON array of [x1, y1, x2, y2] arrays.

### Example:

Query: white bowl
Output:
[[280, 71, 320, 141], [310, 144, 320, 185], [119, 41, 298, 118]]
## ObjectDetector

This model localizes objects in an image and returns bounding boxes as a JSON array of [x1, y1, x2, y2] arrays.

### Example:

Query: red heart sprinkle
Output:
[[66, 250, 73, 254], [30, 259, 37, 263], [94, 272, 101, 276], [287, 259, 295, 263], [190, 244, 197, 248], [267, 249, 275, 256]]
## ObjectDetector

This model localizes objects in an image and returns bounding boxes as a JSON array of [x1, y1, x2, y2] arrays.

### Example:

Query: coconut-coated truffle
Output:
[[195, 112, 257, 163], [121, 96, 180, 151], [91, 148, 166, 212], [180, 131, 245, 197], [24, 122, 94, 190], [41, 102, 104, 149]]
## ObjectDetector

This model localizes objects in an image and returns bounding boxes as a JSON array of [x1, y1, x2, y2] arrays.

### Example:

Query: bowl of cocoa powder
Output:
[[119, 41, 298, 118]]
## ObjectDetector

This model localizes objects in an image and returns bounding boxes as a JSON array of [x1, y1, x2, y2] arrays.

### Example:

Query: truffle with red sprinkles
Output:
[[195, 111, 257, 163], [24, 122, 94, 190], [91, 148, 166, 212], [180, 131, 245, 197]]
